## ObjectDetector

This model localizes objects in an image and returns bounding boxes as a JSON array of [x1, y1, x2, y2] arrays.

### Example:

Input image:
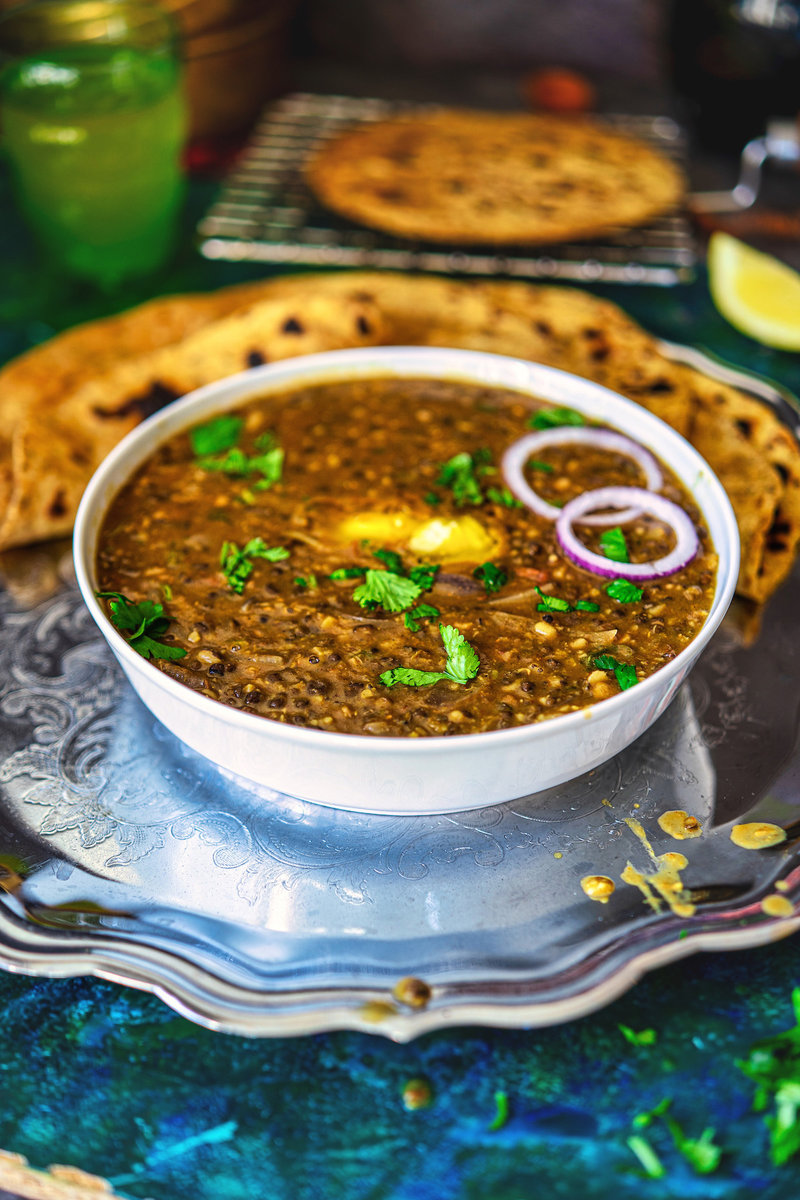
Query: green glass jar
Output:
[[0, 0, 186, 287]]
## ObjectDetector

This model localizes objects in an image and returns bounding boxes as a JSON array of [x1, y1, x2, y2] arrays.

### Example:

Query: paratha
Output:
[[0, 270, 796, 605], [306, 110, 685, 245]]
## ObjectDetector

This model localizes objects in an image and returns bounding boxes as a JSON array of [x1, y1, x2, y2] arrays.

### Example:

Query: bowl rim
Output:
[[73, 345, 741, 757]]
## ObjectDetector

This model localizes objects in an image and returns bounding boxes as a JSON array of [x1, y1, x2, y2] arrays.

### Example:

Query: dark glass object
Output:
[[669, 0, 800, 150]]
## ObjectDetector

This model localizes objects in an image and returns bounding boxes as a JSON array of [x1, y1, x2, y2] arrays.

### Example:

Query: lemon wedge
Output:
[[708, 232, 800, 350]]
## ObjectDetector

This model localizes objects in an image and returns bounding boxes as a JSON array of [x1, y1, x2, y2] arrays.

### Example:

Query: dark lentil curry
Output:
[[96, 377, 717, 737]]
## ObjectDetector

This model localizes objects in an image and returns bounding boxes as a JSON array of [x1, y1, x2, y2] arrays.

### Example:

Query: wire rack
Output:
[[198, 92, 696, 286]]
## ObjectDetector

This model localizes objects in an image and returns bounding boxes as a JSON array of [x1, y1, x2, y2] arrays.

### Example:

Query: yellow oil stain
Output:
[[761, 894, 794, 918], [658, 810, 703, 840], [581, 875, 615, 903], [361, 1000, 398, 1023], [621, 862, 661, 913], [730, 822, 787, 850], [553, 851, 563, 859], [623, 819, 696, 917]]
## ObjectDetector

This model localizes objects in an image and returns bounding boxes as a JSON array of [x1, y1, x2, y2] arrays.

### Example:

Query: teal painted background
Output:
[[1, 164, 800, 1199]]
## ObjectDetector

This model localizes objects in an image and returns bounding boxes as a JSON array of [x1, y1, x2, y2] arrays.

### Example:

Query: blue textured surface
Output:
[[2, 161, 800, 1198]]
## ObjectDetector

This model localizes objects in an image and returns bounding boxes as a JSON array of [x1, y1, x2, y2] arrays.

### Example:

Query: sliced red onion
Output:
[[556, 486, 700, 580], [501, 429, 663, 526]]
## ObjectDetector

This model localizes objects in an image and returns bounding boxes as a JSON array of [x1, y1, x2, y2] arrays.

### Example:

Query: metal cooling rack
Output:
[[198, 92, 696, 286]]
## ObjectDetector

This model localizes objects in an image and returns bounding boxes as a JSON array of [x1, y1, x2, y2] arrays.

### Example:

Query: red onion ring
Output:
[[501, 429, 663, 526], [556, 486, 700, 580]]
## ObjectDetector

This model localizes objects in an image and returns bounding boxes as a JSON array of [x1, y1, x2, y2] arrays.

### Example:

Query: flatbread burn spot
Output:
[[648, 379, 675, 394], [48, 489, 67, 519], [247, 350, 266, 367], [356, 315, 372, 335], [282, 317, 303, 335], [92, 380, 179, 421]]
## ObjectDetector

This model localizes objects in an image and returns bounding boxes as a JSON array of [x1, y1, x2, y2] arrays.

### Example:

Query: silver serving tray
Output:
[[0, 346, 799, 1041], [198, 94, 695, 286]]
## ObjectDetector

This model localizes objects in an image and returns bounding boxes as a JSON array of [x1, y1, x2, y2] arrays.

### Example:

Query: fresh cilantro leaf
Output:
[[599, 526, 630, 563], [294, 574, 318, 590], [95, 591, 186, 662], [575, 599, 600, 611], [738, 988, 800, 1165], [535, 586, 571, 612], [353, 570, 423, 612], [528, 406, 585, 430], [130, 635, 188, 662], [607, 578, 643, 603], [250, 447, 284, 489], [380, 624, 480, 688], [220, 539, 289, 594], [238, 488, 256, 506], [626, 1134, 665, 1179], [440, 623, 480, 684], [437, 451, 491, 506], [380, 667, 449, 688], [404, 603, 440, 632], [613, 663, 638, 690], [665, 1119, 722, 1175], [473, 561, 508, 595], [254, 430, 277, 451], [488, 1091, 510, 1132], [190, 414, 243, 457], [619, 1024, 657, 1047], [592, 654, 638, 690], [408, 563, 439, 590], [197, 446, 250, 475], [486, 485, 523, 507], [197, 442, 284, 490], [528, 459, 554, 472], [330, 567, 366, 580], [373, 547, 403, 574], [424, 491, 441, 506], [162, 584, 172, 602]]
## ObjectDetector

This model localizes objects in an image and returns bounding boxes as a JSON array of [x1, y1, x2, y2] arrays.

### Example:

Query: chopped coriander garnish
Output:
[[665, 1119, 722, 1175], [592, 654, 638, 691], [424, 491, 441, 506], [738, 987, 800, 1165], [380, 624, 480, 688], [189, 414, 243, 457], [626, 1134, 666, 1180], [619, 1024, 657, 1047], [575, 599, 600, 612], [436, 449, 493, 507], [632, 1097, 672, 1131], [197, 441, 284, 490], [220, 538, 289, 594], [162, 584, 172, 602], [599, 526, 630, 563], [330, 567, 366, 581], [294, 574, 318, 590], [404, 603, 440, 632], [373, 547, 403, 574], [95, 592, 187, 661], [238, 488, 256, 506], [528, 459, 554, 472], [535, 586, 571, 613], [473, 561, 508, 595], [486, 485, 523, 508], [353, 569, 423, 613], [528, 406, 585, 431], [606, 578, 643, 603], [408, 563, 439, 590], [488, 1090, 510, 1132]]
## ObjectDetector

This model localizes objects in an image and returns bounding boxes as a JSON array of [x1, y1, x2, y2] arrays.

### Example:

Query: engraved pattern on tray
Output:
[[198, 93, 695, 287]]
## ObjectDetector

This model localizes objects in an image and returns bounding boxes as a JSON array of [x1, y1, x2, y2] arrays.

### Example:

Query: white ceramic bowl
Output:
[[74, 347, 740, 816]]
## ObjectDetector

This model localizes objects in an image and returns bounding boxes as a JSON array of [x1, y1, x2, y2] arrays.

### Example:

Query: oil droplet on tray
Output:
[[761, 894, 794, 918], [658, 810, 703, 840], [730, 822, 787, 850], [581, 874, 615, 903]]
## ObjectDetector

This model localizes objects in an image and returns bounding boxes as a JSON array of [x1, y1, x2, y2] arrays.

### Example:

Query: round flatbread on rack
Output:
[[305, 109, 685, 245]]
